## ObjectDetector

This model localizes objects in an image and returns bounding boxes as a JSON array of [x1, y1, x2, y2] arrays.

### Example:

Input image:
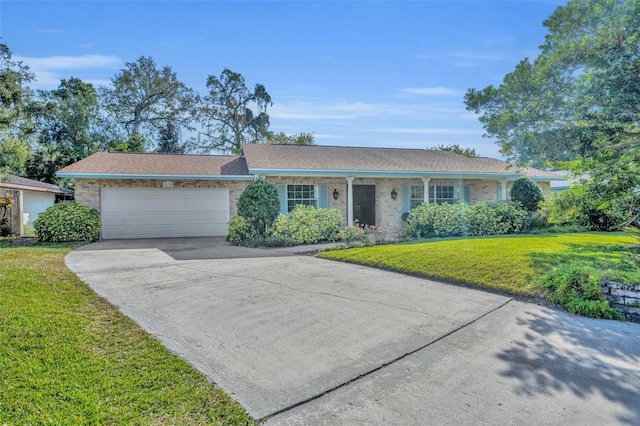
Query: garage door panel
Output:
[[101, 187, 229, 239]]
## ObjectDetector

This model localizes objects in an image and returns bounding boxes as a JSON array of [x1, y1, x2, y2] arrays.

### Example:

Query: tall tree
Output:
[[0, 43, 34, 130], [465, 0, 640, 167], [266, 131, 315, 145], [431, 144, 477, 157], [0, 135, 31, 175], [200, 69, 272, 154], [100, 56, 199, 149], [27, 78, 101, 183], [157, 119, 186, 153], [464, 0, 640, 226], [0, 43, 35, 174]]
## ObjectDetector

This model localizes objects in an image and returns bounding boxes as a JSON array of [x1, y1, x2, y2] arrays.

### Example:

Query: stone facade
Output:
[[601, 281, 640, 323]]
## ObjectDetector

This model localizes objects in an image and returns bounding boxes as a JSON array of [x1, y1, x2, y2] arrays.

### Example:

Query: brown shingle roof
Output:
[[0, 174, 68, 194], [57, 152, 249, 177], [56, 146, 561, 180], [242, 144, 561, 179]]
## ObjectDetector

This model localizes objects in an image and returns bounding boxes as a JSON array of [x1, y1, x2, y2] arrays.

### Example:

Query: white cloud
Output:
[[271, 101, 397, 120], [270, 99, 463, 121], [15, 54, 122, 89], [450, 52, 504, 61], [402, 87, 460, 96], [447, 51, 519, 68], [379, 128, 484, 135]]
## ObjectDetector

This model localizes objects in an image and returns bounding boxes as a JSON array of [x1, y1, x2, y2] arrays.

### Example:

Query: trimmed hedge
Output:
[[34, 202, 100, 242], [406, 201, 528, 238], [272, 205, 343, 244]]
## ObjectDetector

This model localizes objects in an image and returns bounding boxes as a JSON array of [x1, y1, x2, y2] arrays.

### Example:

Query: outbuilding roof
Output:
[[0, 174, 70, 194]]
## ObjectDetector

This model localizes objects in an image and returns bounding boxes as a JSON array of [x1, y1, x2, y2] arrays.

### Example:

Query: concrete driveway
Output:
[[67, 237, 640, 424]]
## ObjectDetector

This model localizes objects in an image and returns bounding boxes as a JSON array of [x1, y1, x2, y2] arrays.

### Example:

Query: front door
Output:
[[352, 185, 375, 227]]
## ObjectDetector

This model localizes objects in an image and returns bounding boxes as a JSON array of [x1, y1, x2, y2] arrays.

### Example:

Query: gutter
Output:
[[55, 173, 256, 181]]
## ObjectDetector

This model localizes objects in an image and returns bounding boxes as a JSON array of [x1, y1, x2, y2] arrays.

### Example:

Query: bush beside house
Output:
[[34, 202, 100, 242], [404, 201, 528, 239], [236, 179, 280, 236], [271, 205, 343, 244], [510, 176, 544, 212]]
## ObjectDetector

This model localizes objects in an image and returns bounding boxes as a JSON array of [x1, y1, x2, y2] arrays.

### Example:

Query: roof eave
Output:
[[56, 172, 255, 181], [0, 182, 65, 194], [248, 168, 559, 180]]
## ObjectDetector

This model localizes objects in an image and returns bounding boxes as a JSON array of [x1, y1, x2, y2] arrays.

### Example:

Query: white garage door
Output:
[[101, 187, 229, 239]]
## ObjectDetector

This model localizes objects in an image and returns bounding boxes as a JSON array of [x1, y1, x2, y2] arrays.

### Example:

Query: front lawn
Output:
[[0, 242, 253, 425], [319, 233, 639, 297]]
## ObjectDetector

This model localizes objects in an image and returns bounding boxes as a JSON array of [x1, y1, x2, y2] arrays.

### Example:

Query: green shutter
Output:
[[463, 185, 471, 204], [497, 184, 502, 201], [402, 184, 410, 213], [277, 184, 287, 214], [318, 184, 329, 208]]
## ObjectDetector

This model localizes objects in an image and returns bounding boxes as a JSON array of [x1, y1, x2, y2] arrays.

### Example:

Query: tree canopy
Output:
[[465, 0, 640, 228], [431, 144, 477, 157], [0, 43, 34, 130], [201, 69, 272, 154], [266, 131, 315, 146], [26, 78, 101, 183], [0, 42, 316, 185], [100, 56, 199, 149], [465, 0, 640, 168]]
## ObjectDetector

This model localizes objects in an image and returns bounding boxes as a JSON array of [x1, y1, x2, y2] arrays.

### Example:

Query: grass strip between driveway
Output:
[[319, 232, 639, 297], [0, 242, 254, 425]]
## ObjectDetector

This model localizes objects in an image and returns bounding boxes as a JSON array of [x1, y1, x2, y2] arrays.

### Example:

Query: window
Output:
[[287, 184, 316, 212], [429, 185, 458, 204], [410, 185, 424, 209]]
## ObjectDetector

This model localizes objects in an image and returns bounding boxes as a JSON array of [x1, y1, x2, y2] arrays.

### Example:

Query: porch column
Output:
[[346, 177, 354, 225], [500, 180, 508, 201], [422, 177, 431, 203]]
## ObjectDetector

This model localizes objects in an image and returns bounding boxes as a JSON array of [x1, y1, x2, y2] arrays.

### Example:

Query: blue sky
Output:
[[1, 1, 562, 157]]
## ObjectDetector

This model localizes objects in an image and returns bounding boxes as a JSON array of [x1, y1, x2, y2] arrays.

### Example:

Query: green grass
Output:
[[319, 233, 639, 297], [0, 242, 253, 425]]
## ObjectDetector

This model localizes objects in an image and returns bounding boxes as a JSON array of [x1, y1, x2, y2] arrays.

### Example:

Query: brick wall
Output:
[[74, 176, 553, 233], [74, 178, 252, 218]]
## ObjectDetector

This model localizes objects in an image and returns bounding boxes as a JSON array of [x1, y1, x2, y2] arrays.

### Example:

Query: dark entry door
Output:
[[352, 185, 375, 226]]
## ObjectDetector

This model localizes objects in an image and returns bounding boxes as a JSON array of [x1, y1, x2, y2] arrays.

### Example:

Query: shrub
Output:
[[406, 203, 439, 238], [541, 184, 629, 231], [227, 215, 255, 245], [510, 176, 544, 212], [236, 179, 280, 235], [406, 201, 528, 238], [34, 202, 100, 242], [466, 203, 498, 236], [535, 265, 623, 320], [337, 226, 372, 247], [272, 205, 342, 244], [489, 201, 529, 234]]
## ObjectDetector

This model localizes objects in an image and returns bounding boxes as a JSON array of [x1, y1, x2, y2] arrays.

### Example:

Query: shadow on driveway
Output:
[[72, 237, 300, 261], [496, 308, 640, 424]]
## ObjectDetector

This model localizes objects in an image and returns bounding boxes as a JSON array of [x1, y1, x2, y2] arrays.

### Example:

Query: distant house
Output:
[[57, 144, 563, 240], [0, 174, 73, 226], [549, 171, 573, 193]]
